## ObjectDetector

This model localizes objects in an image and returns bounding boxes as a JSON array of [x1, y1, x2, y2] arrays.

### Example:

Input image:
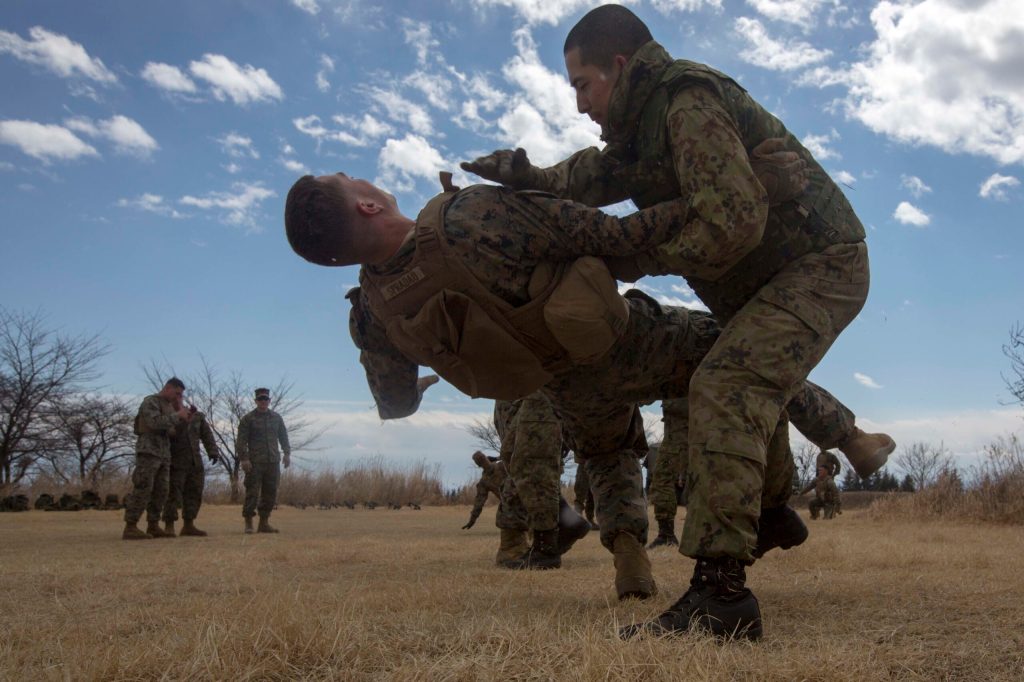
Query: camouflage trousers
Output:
[[683, 243, 869, 561], [572, 459, 595, 522], [124, 452, 170, 524], [243, 461, 280, 518], [497, 393, 562, 532], [162, 459, 205, 523], [650, 399, 687, 521]]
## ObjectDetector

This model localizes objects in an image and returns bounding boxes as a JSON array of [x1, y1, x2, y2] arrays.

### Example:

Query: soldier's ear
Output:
[[356, 199, 383, 216]]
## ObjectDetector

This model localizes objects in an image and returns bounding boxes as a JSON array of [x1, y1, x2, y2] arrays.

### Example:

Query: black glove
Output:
[[460, 148, 541, 189]]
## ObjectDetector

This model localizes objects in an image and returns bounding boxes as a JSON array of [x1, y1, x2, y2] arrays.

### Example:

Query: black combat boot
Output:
[[257, 514, 279, 533], [648, 518, 678, 549], [163, 521, 177, 537], [180, 519, 208, 537], [619, 557, 763, 641], [500, 529, 561, 570], [557, 497, 590, 555], [147, 520, 172, 538], [752, 505, 808, 559]]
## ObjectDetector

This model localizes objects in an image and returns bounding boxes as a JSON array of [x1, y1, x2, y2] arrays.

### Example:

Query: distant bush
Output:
[[868, 435, 1024, 524]]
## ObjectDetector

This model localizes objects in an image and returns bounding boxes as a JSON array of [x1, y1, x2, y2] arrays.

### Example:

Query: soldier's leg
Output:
[[809, 498, 822, 520], [183, 464, 204, 522], [649, 398, 686, 548], [508, 394, 562, 534], [123, 453, 160, 528], [572, 463, 589, 514], [162, 463, 187, 524], [495, 476, 537, 567], [144, 459, 171, 537], [257, 462, 280, 532], [242, 463, 261, 530], [752, 413, 809, 558]]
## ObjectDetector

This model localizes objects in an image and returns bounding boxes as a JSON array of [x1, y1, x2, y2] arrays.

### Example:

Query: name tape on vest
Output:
[[381, 267, 426, 301]]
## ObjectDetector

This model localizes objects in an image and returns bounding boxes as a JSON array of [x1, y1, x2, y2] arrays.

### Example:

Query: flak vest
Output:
[[611, 60, 866, 320]]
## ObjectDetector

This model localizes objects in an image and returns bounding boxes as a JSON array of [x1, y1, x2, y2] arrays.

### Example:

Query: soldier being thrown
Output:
[[237, 388, 291, 534]]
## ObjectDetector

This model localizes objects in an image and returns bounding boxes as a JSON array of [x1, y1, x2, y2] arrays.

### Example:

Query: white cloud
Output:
[[404, 70, 453, 111], [140, 62, 197, 93], [402, 19, 439, 65], [735, 17, 831, 71], [746, 0, 826, 30], [116, 193, 186, 219], [280, 157, 308, 174], [294, 114, 391, 148], [292, 0, 320, 15], [893, 201, 930, 227], [377, 134, 447, 192], [816, 0, 1024, 165], [0, 119, 98, 162], [801, 130, 840, 160], [0, 161, 14, 171], [900, 174, 931, 198], [217, 132, 259, 159], [650, 0, 722, 13], [0, 26, 117, 83], [179, 182, 276, 229], [466, 0, 599, 26], [224, 162, 241, 174], [316, 54, 334, 93], [367, 87, 434, 136], [65, 115, 159, 158], [832, 169, 856, 185], [979, 173, 1020, 201], [853, 372, 882, 389], [188, 54, 283, 105]]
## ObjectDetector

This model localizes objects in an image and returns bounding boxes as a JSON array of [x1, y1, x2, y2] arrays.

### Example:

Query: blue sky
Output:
[[1, 0, 1021, 486]]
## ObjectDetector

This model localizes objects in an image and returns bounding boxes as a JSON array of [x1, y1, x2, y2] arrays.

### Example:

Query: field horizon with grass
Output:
[[2, 501, 1022, 681]]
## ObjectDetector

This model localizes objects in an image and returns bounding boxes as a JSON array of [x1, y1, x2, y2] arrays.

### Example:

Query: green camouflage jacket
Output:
[[169, 411, 220, 468], [237, 409, 290, 464], [134, 394, 184, 460]]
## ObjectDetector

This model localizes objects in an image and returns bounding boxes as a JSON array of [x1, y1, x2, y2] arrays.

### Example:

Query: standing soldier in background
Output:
[[162, 406, 220, 537], [802, 465, 841, 519], [647, 399, 687, 548], [462, 451, 531, 565], [237, 387, 291, 534], [123, 377, 190, 540], [572, 455, 597, 530]]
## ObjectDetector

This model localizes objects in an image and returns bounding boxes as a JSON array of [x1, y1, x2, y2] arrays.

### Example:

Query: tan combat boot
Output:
[[257, 514, 279, 533], [146, 520, 171, 538], [613, 533, 657, 601], [180, 520, 208, 537], [163, 521, 177, 537], [244, 517, 254, 534], [495, 528, 530, 565], [122, 522, 152, 540], [840, 428, 896, 478]]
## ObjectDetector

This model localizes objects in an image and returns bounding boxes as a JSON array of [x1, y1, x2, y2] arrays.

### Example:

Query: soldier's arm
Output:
[[799, 481, 815, 495], [464, 482, 489, 528], [236, 414, 250, 460], [276, 414, 291, 455], [137, 395, 182, 434], [198, 417, 221, 461], [347, 287, 424, 420], [631, 86, 770, 280], [529, 147, 631, 206]]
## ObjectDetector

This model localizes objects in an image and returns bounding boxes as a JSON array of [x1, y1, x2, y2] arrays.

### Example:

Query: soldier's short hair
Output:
[[165, 377, 186, 390], [285, 175, 357, 266], [563, 5, 653, 70]]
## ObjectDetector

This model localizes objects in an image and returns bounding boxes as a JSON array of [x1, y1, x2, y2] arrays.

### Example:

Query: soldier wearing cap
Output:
[[237, 387, 291, 534]]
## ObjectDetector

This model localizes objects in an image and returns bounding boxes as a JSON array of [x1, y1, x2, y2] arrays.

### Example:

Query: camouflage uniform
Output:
[[649, 399, 687, 522], [124, 394, 183, 525], [816, 450, 842, 477], [237, 409, 290, 519], [572, 454, 595, 522], [523, 42, 869, 562], [466, 458, 526, 530], [802, 475, 841, 519], [162, 411, 219, 524], [495, 393, 563, 532]]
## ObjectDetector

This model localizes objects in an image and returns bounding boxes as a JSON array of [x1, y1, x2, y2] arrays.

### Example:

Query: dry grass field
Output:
[[2, 504, 1022, 681]]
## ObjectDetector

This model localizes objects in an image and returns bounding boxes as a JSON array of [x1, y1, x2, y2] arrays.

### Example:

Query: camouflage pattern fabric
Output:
[[496, 393, 562, 532], [134, 393, 182, 459], [807, 476, 840, 518], [649, 399, 687, 522], [572, 455, 595, 521], [467, 459, 527, 530], [163, 412, 219, 523], [123, 453, 170, 524], [789, 382, 855, 450], [243, 460, 280, 519], [237, 409, 290, 464]]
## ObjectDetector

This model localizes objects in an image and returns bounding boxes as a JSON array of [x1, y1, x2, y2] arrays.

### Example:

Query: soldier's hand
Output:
[[283, 454, 291, 469], [750, 137, 809, 205], [416, 374, 440, 395], [174, 407, 192, 421], [208, 453, 219, 464], [460, 148, 540, 189], [240, 460, 253, 474]]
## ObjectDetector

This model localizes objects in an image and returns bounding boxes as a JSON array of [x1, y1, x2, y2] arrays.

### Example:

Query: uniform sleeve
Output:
[[799, 480, 815, 496], [469, 481, 490, 521], [531, 146, 631, 207], [136, 396, 181, 434], [276, 414, 291, 455], [636, 86, 770, 280], [348, 288, 423, 420], [236, 414, 250, 460], [198, 417, 220, 460]]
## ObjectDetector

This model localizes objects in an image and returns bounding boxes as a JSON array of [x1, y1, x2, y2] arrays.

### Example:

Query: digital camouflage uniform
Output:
[[237, 409, 290, 519], [802, 475, 841, 519], [124, 394, 183, 524], [522, 42, 869, 562], [649, 399, 687, 522], [572, 454, 595, 522], [466, 458, 526, 530], [162, 411, 219, 524], [495, 393, 563, 532]]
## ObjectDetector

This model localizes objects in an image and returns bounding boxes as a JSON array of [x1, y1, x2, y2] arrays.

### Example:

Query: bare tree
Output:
[[143, 356, 327, 502], [893, 441, 953, 491], [792, 440, 818, 489], [38, 393, 135, 488], [0, 308, 108, 488], [464, 416, 501, 454], [1003, 322, 1024, 409]]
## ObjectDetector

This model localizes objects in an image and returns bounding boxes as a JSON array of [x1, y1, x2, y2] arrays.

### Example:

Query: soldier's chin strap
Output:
[[439, 171, 460, 193]]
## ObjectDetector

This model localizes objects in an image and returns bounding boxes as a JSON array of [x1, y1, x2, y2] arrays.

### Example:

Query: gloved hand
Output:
[[283, 453, 291, 469], [460, 148, 541, 189], [750, 138, 809, 205], [240, 460, 252, 474], [417, 374, 440, 394], [208, 453, 219, 465], [461, 518, 476, 530]]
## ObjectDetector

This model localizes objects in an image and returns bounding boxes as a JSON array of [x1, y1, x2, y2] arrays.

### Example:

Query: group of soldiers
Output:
[[121, 379, 292, 539], [284, 4, 896, 641]]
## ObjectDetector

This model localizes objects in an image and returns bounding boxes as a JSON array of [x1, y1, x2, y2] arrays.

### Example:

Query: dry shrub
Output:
[[275, 456, 448, 507], [869, 434, 1024, 524]]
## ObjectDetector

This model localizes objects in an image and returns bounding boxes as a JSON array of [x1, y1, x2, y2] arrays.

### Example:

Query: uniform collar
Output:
[[602, 40, 674, 148]]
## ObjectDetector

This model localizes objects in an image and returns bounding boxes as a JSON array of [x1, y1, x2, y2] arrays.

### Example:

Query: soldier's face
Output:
[[255, 396, 270, 411], [565, 47, 624, 128]]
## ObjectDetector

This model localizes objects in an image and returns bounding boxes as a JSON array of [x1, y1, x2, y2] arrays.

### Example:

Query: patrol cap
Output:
[[254, 387, 271, 399]]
